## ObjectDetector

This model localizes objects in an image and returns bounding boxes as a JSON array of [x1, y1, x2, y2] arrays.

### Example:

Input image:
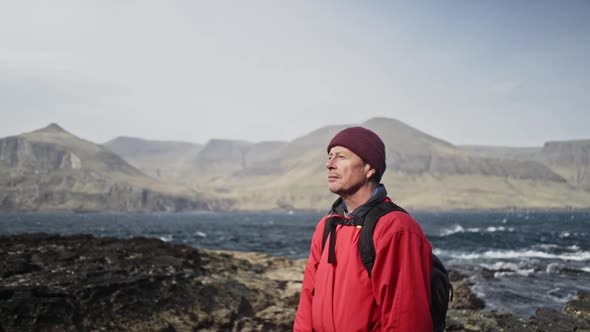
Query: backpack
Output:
[[321, 201, 452, 332]]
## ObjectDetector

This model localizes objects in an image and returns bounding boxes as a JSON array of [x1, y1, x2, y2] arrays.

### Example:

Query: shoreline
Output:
[[2, 206, 590, 215], [1, 233, 588, 331]]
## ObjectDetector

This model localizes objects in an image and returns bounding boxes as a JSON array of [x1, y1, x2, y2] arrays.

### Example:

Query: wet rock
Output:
[[1, 234, 588, 332], [448, 269, 469, 282], [448, 269, 486, 310], [528, 307, 590, 331], [563, 291, 590, 322], [446, 309, 533, 332], [446, 297, 590, 332], [445, 270, 529, 331], [0, 233, 305, 332]]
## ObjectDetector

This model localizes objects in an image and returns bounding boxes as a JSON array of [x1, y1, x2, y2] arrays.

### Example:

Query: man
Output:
[[293, 127, 433, 332]]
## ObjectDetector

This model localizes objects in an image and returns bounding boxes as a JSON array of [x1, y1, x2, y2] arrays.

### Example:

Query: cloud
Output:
[[482, 80, 526, 106], [0, 2, 588, 146]]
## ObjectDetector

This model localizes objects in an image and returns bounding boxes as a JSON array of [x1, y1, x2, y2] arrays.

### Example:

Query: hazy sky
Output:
[[1, 1, 588, 146]]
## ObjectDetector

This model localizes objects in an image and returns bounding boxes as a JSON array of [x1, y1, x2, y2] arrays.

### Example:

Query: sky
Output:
[[1, 1, 589, 147]]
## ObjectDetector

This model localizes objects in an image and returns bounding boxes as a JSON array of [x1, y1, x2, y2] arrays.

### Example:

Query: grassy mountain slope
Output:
[[104, 136, 203, 180], [0, 124, 226, 212], [134, 117, 587, 210]]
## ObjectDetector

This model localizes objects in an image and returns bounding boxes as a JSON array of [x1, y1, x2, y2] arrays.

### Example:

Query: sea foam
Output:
[[454, 249, 590, 262]]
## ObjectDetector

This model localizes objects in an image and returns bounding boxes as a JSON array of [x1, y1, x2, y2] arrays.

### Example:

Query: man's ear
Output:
[[365, 164, 376, 180]]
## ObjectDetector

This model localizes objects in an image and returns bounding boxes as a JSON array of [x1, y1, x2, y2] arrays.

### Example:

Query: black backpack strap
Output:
[[320, 198, 347, 264], [360, 201, 407, 277], [320, 200, 405, 268], [431, 254, 453, 331], [321, 214, 363, 265], [321, 217, 333, 252], [321, 216, 338, 264]]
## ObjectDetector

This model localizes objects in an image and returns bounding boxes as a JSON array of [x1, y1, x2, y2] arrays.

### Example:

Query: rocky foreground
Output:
[[0, 234, 589, 332]]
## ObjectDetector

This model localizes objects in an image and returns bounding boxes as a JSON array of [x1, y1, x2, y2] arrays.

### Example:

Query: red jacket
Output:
[[294, 203, 433, 332]]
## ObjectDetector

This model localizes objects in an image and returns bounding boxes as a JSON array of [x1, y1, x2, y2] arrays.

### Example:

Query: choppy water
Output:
[[1, 210, 589, 318]]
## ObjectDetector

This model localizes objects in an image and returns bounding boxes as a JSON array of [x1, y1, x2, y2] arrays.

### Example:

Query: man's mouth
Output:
[[328, 175, 339, 182]]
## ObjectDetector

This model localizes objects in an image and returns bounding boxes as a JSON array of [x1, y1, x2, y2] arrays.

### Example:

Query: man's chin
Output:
[[327, 185, 341, 195]]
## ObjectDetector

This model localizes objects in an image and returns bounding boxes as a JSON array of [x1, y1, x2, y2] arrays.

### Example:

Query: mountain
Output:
[[3, 119, 590, 212], [0, 124, 227, 212], [106, 137, 288, 187], [217, 118, 575, 209], [538, 140, 590, 190], [460, 145, 542, 161], [104, 136, 203, 179], [187, 138, 287, 175], [111, 117, 588, 210], [461, 140, 590, 190], [234, 118, 562, 182], [361, 118, 563, 181], [104, 136, 203, 160]]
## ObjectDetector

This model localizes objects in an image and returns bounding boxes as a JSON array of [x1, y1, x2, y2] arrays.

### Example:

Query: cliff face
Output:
[[463, 140, 590, 191], [0, 184, 215, 212], [0, 137, 83, 173], [0, 124, 228, 212], [541, 140, 590, 189]]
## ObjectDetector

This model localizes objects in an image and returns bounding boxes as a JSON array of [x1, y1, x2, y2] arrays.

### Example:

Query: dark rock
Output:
[[444, 316, 464, 331], [563, 291, 590, 323], [450, 279, 486, 310], [488, 310, 531, 332], [446, 309, 532, 332], [446, 293, 590, 332], [2, 233, 587, 332], [0, 233, 304, 332], [0, 257, 42, 279], [528, 307, 590, 332], [448, 269, 468, 282]]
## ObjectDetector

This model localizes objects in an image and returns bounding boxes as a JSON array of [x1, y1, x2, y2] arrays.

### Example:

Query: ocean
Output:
[[1, 210, 588, 318]]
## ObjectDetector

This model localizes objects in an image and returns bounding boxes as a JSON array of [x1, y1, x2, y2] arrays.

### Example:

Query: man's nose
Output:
[[326, 158, 336, 169]]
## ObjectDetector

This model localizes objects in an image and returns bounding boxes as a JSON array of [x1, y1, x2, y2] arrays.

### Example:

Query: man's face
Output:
[[325, 146, 375, 195]]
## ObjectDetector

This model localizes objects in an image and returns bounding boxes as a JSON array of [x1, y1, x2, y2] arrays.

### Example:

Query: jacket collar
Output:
[[329, 184, 388, 223]]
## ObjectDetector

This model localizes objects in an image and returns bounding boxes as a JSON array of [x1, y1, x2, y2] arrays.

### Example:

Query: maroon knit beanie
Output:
[[327, 126, 386, 182]]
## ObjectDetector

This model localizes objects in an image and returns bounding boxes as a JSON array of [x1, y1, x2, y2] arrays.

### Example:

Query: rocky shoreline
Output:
[[1, 234, 588, 332]]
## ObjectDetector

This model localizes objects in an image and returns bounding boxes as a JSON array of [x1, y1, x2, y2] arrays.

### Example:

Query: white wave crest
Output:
[[440, 225, 480, 236], [440, 225, 464, 236], [487, 226, 512, 232], [440, 224, 514, 236], [480, 261, 538, 277], [546, 262, 565, 274], [481, 261, 521, 271], [534, 244, 560, 250], [494, 269, 535, 278], [455, 249, 590, 262], [159, 234, 173, 242]]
